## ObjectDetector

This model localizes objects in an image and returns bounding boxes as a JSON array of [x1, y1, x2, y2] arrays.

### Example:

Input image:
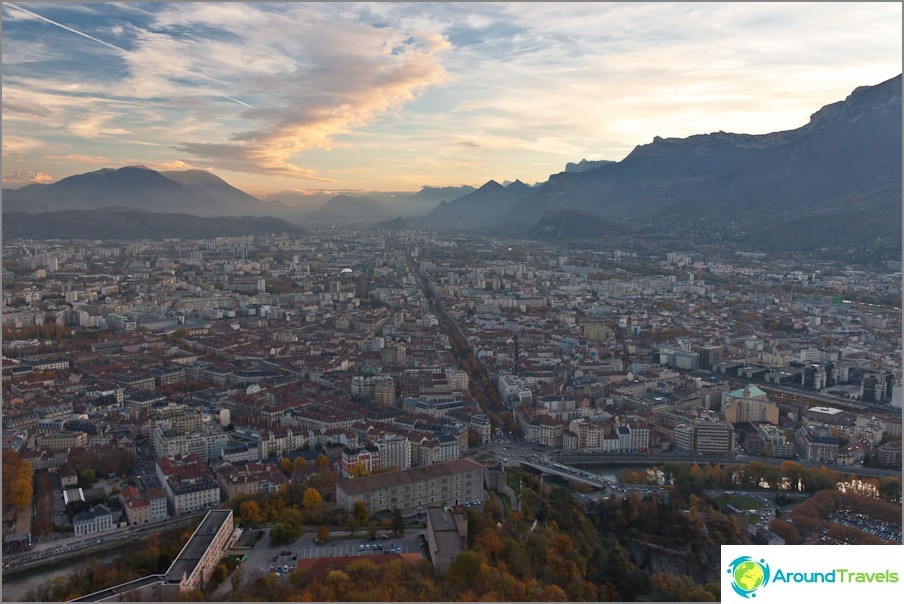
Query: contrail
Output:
[[4, 2, 253, 109], [222, 95, 253, 109], [5, 2, 128, 54]]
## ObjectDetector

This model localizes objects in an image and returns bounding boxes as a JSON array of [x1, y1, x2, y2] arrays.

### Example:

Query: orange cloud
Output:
[[2, 169, 55, 187]]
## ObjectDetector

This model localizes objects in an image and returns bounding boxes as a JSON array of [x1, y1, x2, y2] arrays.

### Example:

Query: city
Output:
[[2, 228, 901, 600], [2, 2, 902, 602]]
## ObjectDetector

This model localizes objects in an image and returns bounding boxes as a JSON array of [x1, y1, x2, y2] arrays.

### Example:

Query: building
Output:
[[73, 504, 114, 536], [335, 458, 485, 517], [372, 434, 411, 471], [35, 431, 88, 452], [339, 446, 381, 478], [119, 487, 152, 525], [215, 461, 288, 499], [723, 386, 779, 425], [152, 424, 228, 464], [756, 424, 795, 458], [468, 414, 492, 445], [156, 454, 221, 516], [146, 488, 168, 521], [673, 422, 734, 456], [794, 428, 839, 463], [877, 441, 902, 468], [699, 345, 723, 371], [163, 509, 234, 593], [72, 509, 234, 602], [425, 505, 468, 575], [517, 410, 564, 448]]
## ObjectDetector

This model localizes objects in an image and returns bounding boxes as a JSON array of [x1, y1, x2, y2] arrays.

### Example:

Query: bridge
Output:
[[512, 459, 613, 489]]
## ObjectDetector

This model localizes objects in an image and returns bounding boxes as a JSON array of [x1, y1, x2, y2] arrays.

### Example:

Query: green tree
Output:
[[270, 522, 300, 545], [79, 468, 97, 486]]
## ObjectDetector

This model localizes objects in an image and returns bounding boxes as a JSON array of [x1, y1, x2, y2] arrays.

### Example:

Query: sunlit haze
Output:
[[2, 2, 901, 198]]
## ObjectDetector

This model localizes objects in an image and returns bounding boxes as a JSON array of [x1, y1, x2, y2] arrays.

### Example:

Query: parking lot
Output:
[[228, 528, 426, 585], [827, 510, 903, 543]]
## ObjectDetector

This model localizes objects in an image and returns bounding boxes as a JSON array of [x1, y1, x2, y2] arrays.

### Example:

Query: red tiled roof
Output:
[[295, 553, 421, 578]]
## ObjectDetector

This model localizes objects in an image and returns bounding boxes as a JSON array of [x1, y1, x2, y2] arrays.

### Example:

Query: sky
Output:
[[2, 2, 901, 199]]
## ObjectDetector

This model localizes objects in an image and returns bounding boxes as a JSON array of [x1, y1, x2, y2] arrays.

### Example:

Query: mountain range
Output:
[[2, 207, 303, 240], [2, 166, 273, 216], [436, 73, 901, 242], [3, 74, 900, 247], [422, 179, 535, 228]]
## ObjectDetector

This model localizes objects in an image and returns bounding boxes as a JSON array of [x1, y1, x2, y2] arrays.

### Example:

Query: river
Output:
[[2, 552, 121, 602]]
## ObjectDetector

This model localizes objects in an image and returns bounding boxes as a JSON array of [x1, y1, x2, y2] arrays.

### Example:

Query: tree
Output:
[[239, 500, 263, 525], [280, 458, 293, 474], [3, 450, 34, 511], [316, 525, 330, 543], [302, 487, 322, 509], [392, 508, 405, 536], [292, 457, 309, 472], [768, 518, 799, 545], [315, 453, 331, 471], [475, 527, 503, 563], [540, 584, 568, 601], [9, 478, 33, 510], [79, 468, 97, 486], [270, 522, 300, 545], [449, 550, 482, 587], [353, 501, 368, 527], [209, 563, 228, 587]]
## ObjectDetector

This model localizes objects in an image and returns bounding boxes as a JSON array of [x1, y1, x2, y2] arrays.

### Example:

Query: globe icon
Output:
[[733, 560, 765, 593]]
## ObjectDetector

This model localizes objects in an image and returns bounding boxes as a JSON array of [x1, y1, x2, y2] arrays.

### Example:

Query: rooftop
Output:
[[71, 574, 166, 602], [337, 458, 484, 496], [164, 509, 233, 584]]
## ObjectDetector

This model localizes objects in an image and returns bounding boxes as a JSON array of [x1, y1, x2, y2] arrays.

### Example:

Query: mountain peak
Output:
[[3, 166, 265, 216], [478, 179, 504, 191]]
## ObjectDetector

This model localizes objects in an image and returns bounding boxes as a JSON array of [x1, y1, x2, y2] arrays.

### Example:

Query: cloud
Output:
[[2, 135, 45, 156], [2, 2, 900, 191], [2, 169, 55, 188], [148, 4, 451, 179], [41, 154, 211, 174]]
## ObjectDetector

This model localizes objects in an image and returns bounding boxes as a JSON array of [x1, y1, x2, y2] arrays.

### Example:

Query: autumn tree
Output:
[[280, 458, 294, 474], [315, 453, 330, 471], [302, 487, 322, 509], [239, 500, 263, 525], [2, 450, 33, 511], [768, 518, 799, 545], [353, 501, 369, 526], [316, 525, 330, 542]]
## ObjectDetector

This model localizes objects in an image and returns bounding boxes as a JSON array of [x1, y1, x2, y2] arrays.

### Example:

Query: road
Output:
[[2, 511, 205, 578]]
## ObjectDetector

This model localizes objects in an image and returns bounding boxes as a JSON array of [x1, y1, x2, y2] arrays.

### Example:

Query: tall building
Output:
[[700, 345, 723, 371]]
